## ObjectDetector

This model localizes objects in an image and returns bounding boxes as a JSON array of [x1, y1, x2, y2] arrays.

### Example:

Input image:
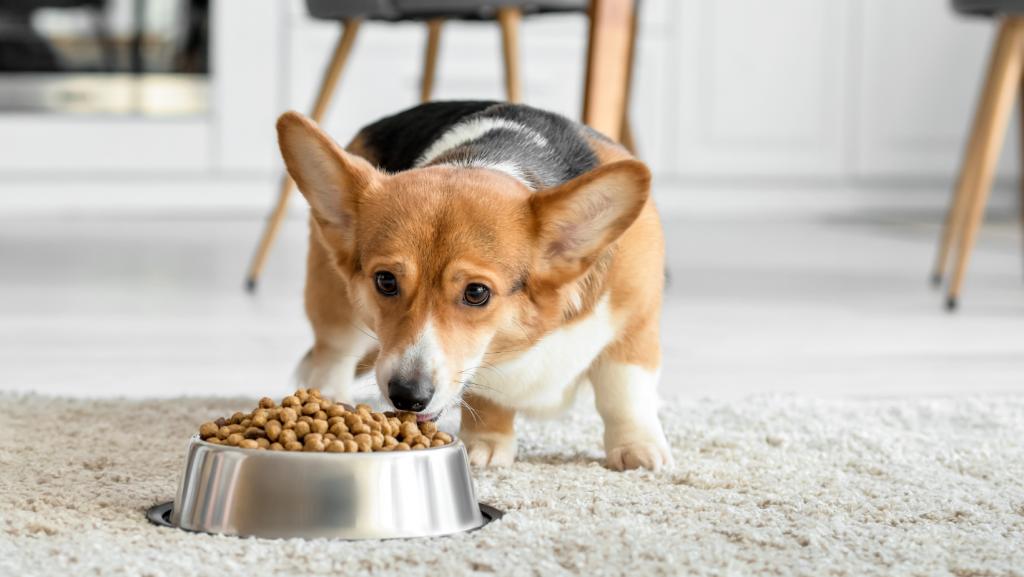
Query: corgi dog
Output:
[[277, 101, 671, 471]]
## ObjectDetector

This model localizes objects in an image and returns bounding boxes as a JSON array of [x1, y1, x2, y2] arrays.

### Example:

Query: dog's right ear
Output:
[[276, 111, 379, 235]]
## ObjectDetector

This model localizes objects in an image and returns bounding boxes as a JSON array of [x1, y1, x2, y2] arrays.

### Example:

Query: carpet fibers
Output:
[[1, 394, 1023, 576]]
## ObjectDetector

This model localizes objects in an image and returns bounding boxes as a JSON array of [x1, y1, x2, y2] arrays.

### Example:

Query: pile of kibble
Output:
[[198, 388, 452, 452]]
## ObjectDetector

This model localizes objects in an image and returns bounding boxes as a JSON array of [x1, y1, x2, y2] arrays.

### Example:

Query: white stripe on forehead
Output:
[[414, 116, 548, 168]]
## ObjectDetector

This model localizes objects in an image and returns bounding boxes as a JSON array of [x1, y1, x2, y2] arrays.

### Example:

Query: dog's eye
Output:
[[463, 283, 490, 306], [375, 272, 398, 296]]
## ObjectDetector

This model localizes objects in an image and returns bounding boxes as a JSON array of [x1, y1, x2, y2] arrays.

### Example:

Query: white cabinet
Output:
[[855, 0, 1018, 180], [667, 0, 852, 177]]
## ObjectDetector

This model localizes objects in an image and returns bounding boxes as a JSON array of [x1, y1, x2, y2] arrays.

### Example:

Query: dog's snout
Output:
[[387, 376, 434, 412]]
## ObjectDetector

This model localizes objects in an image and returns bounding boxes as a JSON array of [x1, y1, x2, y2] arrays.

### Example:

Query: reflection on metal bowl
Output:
[[164, 435, 489, 540]]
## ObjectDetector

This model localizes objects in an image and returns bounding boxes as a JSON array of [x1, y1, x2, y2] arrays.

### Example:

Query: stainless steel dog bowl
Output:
[[148, 435, 499, 540]]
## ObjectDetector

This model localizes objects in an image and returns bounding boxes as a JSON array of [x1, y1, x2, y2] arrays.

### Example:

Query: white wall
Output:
[[0, 0, 1017, 214]]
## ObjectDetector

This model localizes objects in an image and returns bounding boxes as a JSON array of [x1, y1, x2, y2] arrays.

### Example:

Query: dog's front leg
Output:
[[460, 392, 517, 466], [589, 343, 672, 471]]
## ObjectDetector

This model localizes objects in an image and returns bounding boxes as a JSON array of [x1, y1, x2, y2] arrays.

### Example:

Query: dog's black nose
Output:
[[387, 376, 434, 412]]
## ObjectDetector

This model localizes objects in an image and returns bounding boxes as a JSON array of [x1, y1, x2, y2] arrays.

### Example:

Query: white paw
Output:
[[461, 432, 517, 467], [606, 442, 673, 472]]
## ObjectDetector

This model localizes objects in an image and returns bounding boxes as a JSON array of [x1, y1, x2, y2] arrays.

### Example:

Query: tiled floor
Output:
[[1, 207, 1022, 401]]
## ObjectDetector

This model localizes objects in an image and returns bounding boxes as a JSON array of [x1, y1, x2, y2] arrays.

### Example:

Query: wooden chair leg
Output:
[[421, 19, 444, 103], [947, 16, 1024, 309], [245, 19, 362, 291], [582, 0, 636, 142], [618, 0, 639, 156], [934, 71, 995, 287], [496, 7, 523, 103]]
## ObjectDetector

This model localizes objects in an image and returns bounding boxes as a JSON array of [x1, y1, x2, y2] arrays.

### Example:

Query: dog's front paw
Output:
[[462, 432, 517, 467], [606, 442, 673, 472]]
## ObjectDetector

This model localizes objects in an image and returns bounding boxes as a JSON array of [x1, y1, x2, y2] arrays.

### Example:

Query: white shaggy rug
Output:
[[2, 393, 1024, 576]]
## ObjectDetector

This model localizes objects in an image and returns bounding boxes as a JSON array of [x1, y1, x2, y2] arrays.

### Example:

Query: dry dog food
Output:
[[198, 388, 453, 453]]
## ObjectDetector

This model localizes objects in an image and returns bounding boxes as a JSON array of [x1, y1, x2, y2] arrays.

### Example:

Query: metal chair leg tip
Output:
[[930, 273, 943, 288], [246, 278, 258, 293], [946, 297, 958, 311]]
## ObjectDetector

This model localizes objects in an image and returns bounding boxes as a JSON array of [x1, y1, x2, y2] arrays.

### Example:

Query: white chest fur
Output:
[[471, 297, 617, 418]]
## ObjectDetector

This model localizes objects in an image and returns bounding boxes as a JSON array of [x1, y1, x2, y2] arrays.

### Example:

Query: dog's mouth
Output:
[[395, 409, 436, 424]]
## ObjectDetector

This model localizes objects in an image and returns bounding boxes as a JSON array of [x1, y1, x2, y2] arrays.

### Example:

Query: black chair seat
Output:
[[953, 0, 1024, 16], [307, 0, 589, 22]]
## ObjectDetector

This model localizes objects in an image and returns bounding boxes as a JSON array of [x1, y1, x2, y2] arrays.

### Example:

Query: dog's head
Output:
[[277, 111, 650, 419]]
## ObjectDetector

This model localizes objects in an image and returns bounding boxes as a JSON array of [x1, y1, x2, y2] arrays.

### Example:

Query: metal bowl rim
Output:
[[189, 433, 465, 459]]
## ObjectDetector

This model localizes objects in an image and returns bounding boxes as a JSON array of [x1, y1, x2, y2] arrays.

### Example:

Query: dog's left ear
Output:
[[529, 159, 651, 283]]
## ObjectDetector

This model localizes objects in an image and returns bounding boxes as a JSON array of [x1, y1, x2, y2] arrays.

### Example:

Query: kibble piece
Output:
[[238, 439, 259, 449], [293, 421, 311, 438], [282, 421, 295, 430], [217, 426, 231, 440], [384, 436, 398, 447], [302, 402, 320, 416], [278, 429, 297, 445], [355, 403, 373, 415], [325, 440, 345, 453], [399, 422, 419, 440], [394, 442, 410, 451], [431, 439, 446, 447], [326, 405, 344, 418], [343, 440, 358, 453], [284, 441, 303, 452], [205, 437, 223, 445], [329, 422, 348, 436], [378, 445, 394, 452], [383, 411, 396, 418], [250, 413, 268, 428], [265, 421, 282, 442], [433, 432, 452, 445], [370, 434, 384, 450], [199, 422, 219, 439], [367, 420, 381, 433], [324, 433, 336, 441], [311, 419, 329, 435], [338, 432, 354, 441], [239, 419, 252, 429], [244, 427, 267, 440], [304, 433, 323, 444], [226, 433, 244, 447], [354, 434, 372, 452], [304, 440, 325, 452], [398, 412, 417, 424], [282, 396, 300, 408], [388, 418, 402, 433], [228, 424, 245, 435], [319, 400, 333, 411], [327, 416, 344, 427], [214, 417, 228, 428], [230, 412, 247, 425], [259, 397, 275, 409], [308, 388, 321, 399], [298, 416, 314, 425], [419, 422, 438, 437], [411, 443, 426, 450], [269, 442, 284, 451], [350, 422, 370, 435], [343, 414, 362, 429], [269, 407, 282, 420], [256, 438, 271, 449]]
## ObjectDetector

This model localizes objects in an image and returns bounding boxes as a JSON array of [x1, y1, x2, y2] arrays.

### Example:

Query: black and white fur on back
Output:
[[354, 101, 610, 190]]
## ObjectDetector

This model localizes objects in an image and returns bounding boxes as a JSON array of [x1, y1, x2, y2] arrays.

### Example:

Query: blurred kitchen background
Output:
[[1, 0, 1021, 400]]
